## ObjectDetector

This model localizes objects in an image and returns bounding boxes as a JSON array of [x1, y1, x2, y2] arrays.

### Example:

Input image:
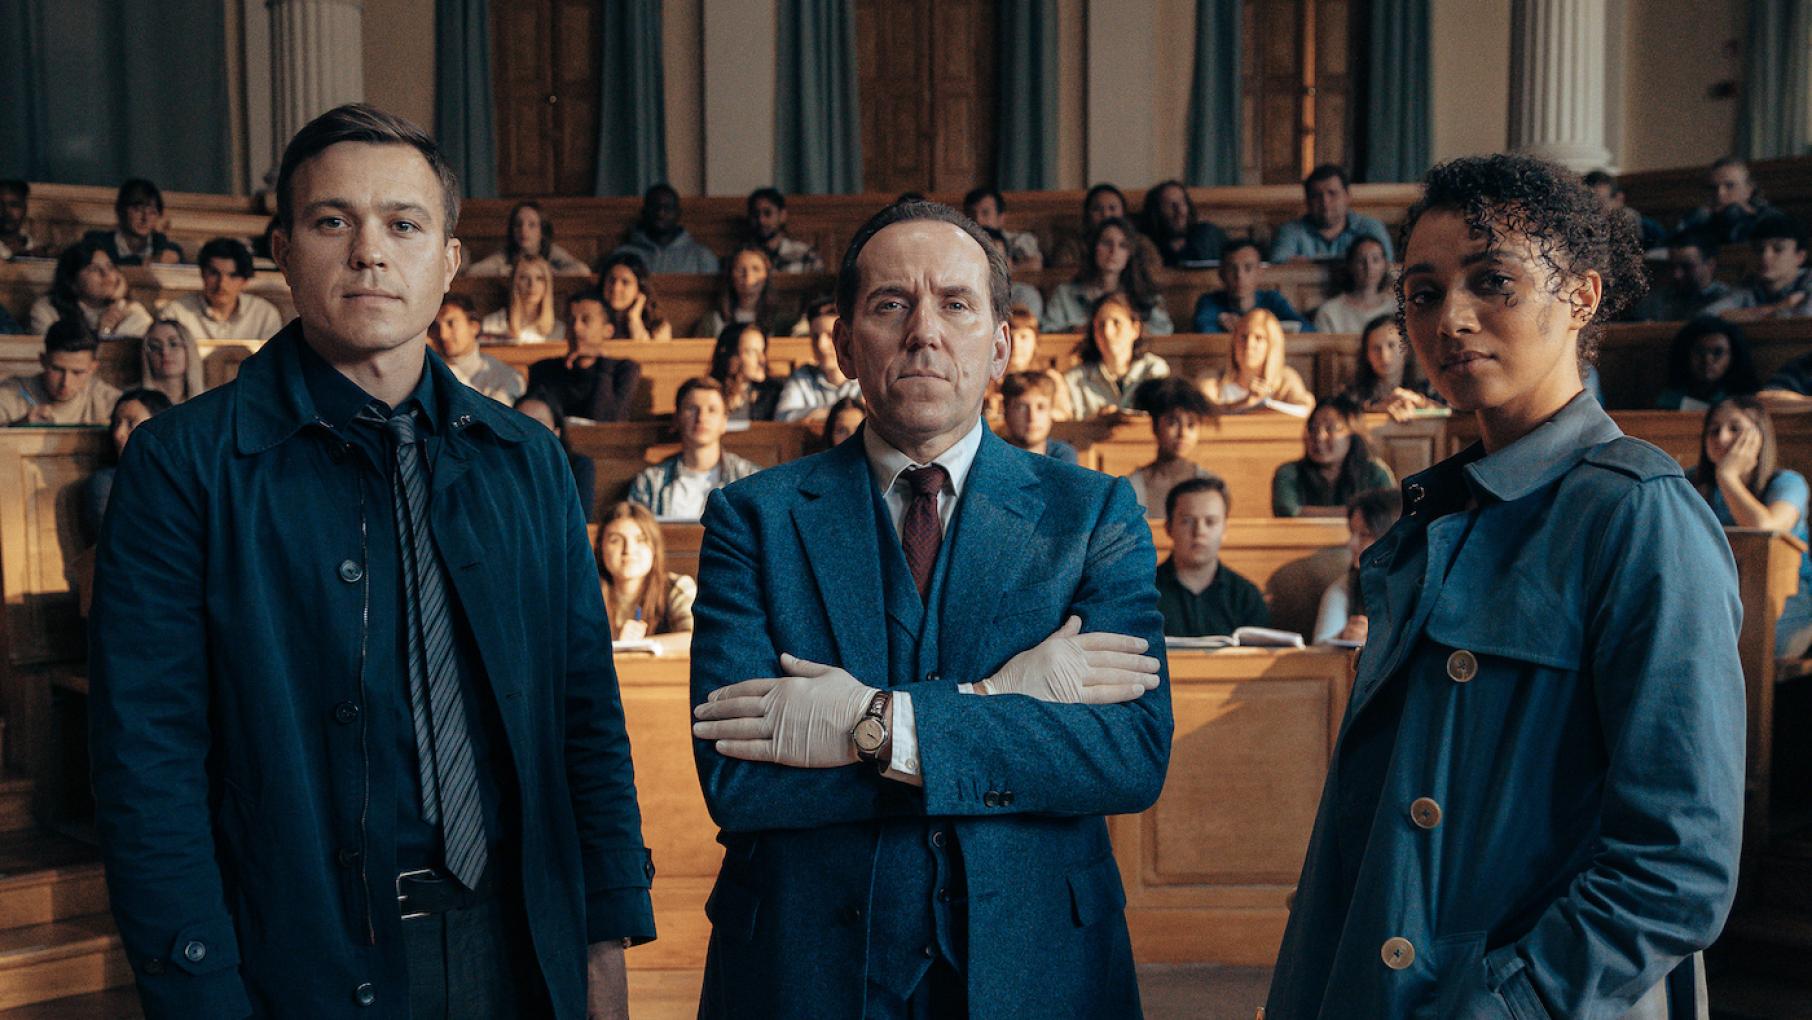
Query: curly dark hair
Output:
[[1396, 153, 1648, 367]]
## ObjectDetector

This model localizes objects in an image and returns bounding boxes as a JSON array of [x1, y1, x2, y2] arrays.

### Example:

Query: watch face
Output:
[[853, 717, 887, 752]]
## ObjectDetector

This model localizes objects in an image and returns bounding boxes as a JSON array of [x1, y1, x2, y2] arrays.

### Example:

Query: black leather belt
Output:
[[397, 867, 490, 921]]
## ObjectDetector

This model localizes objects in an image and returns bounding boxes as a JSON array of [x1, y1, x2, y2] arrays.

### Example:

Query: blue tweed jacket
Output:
[[690, 425, 1172, 1019]]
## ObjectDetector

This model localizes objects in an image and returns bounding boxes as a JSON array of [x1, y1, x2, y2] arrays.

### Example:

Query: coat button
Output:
[[1380, 936, 1416, 970], [983, 791, 1000, 808], [1445, 649, 1478, 683], [924, 671, 940, 683], [333, 701, 360, 725], [354, 982, 376, 1006], [336, 847, 362, 867], [938, 887, 952, 903], [1409, 797, 1443, 830], [921, 945, 935, 959], [1000, 791, 1014, 806], [182, 940, 206, 963], [839, 905, 864, 924], [338, 559, 364, 583], [1405, 482, 1425, 506], [930, 830, 947, 848]]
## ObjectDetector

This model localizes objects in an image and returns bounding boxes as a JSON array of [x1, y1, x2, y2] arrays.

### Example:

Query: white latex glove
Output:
[[692, 653, 878, 767], [977, 616, 1161, 704]]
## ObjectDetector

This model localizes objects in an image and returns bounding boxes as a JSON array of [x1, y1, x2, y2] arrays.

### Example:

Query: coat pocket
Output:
[[1067, 854, 1128, 928], [1422, 933, 1517, 1020]]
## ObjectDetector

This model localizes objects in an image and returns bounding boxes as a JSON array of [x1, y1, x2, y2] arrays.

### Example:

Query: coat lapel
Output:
[[938, 432, 1041, 685], [793, 441, 890, 686]]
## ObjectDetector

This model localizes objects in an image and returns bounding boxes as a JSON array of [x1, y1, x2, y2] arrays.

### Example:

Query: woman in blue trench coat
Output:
[[1265, 155, 1746, 1019]]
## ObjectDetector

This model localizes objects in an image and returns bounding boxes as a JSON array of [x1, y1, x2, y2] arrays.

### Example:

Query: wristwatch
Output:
[[850, 690, 892, 767]]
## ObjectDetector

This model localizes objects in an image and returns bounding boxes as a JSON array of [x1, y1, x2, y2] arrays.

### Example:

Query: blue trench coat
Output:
[[1266, 394, 1746, 1019]]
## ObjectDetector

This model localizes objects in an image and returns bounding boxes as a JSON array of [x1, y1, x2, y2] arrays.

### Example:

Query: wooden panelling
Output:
[[1594, 318, 1812, 411], [606, 648, 1354, 969], [855, 0, 996, 195], [1724, 528, 1806, 888], [1618, 156, 1812, 241], [1110, 648, 1355, 964]]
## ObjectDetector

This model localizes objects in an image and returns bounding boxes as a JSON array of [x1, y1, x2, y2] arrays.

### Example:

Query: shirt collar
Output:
[[297, 336, 440, 433], [1425, 391, 1621, 507], [862, 416, 986, 502]]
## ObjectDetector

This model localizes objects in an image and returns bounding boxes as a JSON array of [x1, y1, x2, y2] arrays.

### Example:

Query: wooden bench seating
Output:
[[1619, 156, 1812, 243]]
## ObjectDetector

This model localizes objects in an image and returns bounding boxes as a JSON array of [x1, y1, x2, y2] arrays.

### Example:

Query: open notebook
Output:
[[1165, 626, 1305, 650]]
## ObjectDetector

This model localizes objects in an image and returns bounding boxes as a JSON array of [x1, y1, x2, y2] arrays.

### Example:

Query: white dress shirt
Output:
[[860, 417, 987, 777]]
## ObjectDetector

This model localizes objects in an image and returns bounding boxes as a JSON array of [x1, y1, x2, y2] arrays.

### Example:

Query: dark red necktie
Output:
[[901, 464, 949, 601]]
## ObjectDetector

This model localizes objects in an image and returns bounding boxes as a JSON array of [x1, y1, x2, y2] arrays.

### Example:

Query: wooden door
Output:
[[492, 0, 602, 196], [856, 0, 998, 194], [1240, 0, 1358, 184]]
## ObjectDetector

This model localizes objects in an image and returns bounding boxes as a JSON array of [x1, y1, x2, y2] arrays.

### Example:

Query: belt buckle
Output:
[[396, 867, 439, 921]]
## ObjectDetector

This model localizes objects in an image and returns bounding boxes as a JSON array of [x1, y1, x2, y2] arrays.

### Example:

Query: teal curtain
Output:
[[596, 0, 668, 196], [1362, 0, 1431, 181], [1737, 0, 1811, 159], [996, 0, 1059, 190], [435, 0, 498, 198], [0, 0, 230, 193], [775, 0, 863, 195], [1185, 0, 1242, 186]]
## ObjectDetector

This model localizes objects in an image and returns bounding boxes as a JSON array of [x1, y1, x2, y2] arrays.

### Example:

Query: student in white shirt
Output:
[[1311, 487, 1402, 644], [627, 376, 761, 519], [480, 254, 565, 344], [161, 238, 286, 340]]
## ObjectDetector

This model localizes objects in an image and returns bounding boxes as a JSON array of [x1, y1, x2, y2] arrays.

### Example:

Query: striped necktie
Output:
[[376, 407, 489, 890]]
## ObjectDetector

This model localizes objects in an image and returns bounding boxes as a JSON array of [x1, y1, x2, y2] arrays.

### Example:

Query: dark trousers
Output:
[[400, 869, 550, 1019]]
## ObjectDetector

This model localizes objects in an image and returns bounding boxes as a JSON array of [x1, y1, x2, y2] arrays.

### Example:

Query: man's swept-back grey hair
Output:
[[275, 103, 461, 236], [836, 201, 1012, 325]]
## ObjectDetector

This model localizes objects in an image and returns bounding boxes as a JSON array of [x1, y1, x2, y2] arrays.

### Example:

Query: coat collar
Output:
[[233, 321, 538, 456], [1399, 392, 1622, 517]]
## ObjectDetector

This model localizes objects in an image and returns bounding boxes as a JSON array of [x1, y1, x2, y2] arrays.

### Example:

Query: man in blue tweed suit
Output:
[[689, 201, 1172, 1019]]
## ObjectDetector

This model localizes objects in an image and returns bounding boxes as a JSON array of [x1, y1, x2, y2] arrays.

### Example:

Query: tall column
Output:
[[1508, 0, 1612, 171], [269, 0, 365, 149]]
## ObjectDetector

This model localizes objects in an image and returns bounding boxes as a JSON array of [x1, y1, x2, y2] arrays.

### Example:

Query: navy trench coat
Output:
[[1267, 394, 1746, 1019], [88, 323, 656, 1018]]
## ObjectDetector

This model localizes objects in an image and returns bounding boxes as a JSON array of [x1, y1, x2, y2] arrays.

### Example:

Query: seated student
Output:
[[513, 388, 597, 519], [29, 240, 153, 337], [1140, 179, 1227, 267], [1050, 182, 1161, 267], [981, 227, 1046, 322], [81, 178, 184, 265], [987, 306, 1072, 420], [709, 323, 782, 422], [1584, 170, 1667, 251], [775, 298, 860, 421], [80, 387, 173, 545], [463, 200, 587, 276], [1656, 316, 1758, 411], [1155, 475, 1269, 637], [0, 319, 124, 425], [1125, 377, 1215, 517], [1706, 214, 1812, 321], [526, 289, 642, 422], [1193, 239, 1313, 332], [1200, 307, 1314, 413], [1690, 396, 1812, 655], [595, 251, 674, 341], [1311, 236, 1393, 333], [1269, 164, 1393, 262], [1042, 216, 1175, 334], [162, 237, 285, 340], [1311, 488, 1402, 645], [137, 319, 204, 405], [628, 376, 761, 519], [695, 245, 791, 338], [612, 183, 720, 274], [431, 294, 526, 404], [1064, 291, 1172, 417], [1630, 230, 1733, 321], [1272, 395, 1396, 517], [597, 501, 696, 647], [0, 179, 52, 260], [964, 186, 1043, 269], [821, 394, 866, 448], [745, 187, 825, 273], [480, 253, 565, 343], [1342, 313, 1439, 421], [998, 371, 1078, 464], [1680, 156, 1777, 245]]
